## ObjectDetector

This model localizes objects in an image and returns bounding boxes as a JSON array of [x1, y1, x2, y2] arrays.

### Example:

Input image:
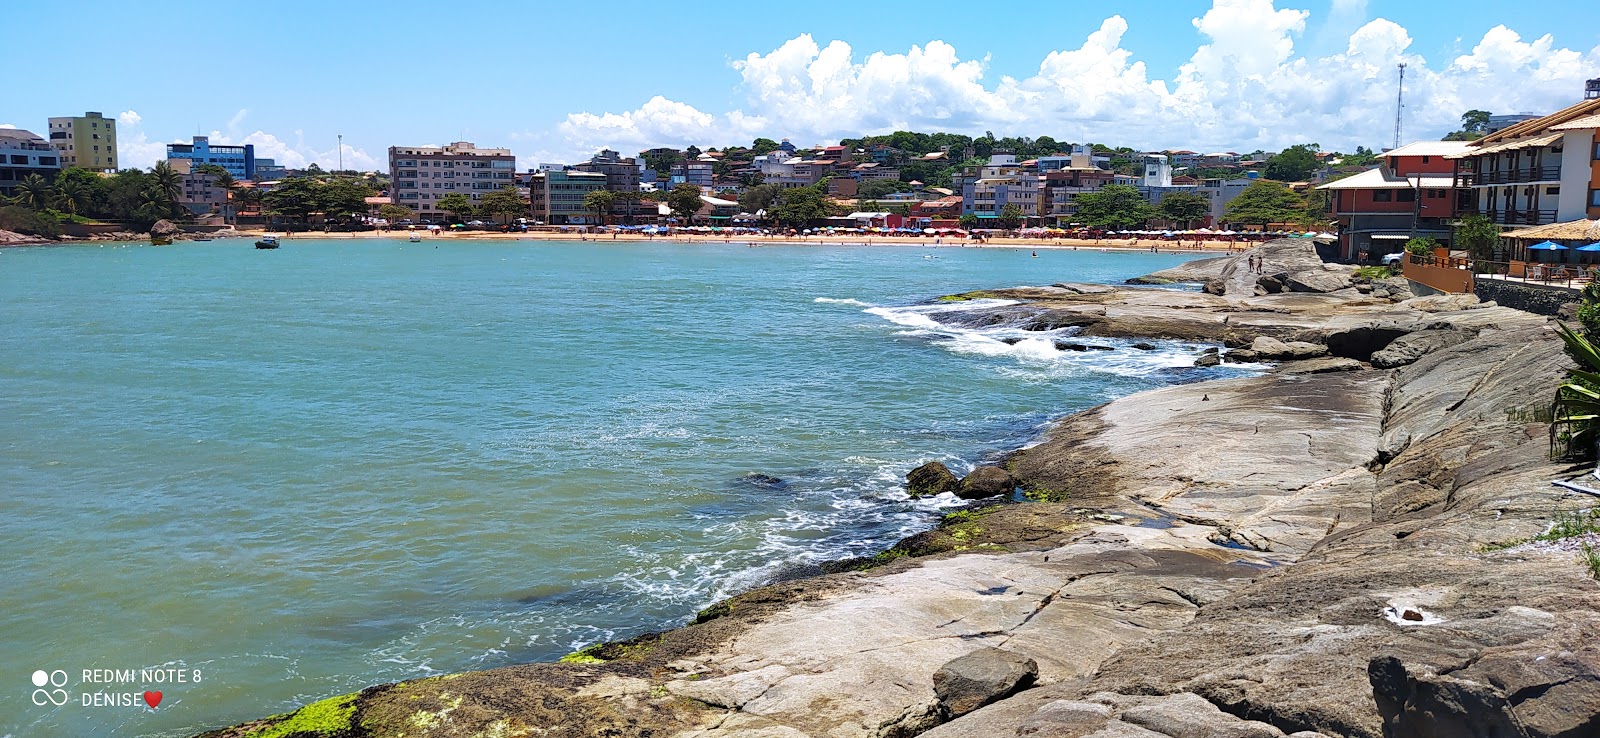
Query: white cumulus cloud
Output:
[[547, 0, 1600, 159], [118, 110, 141, 126]]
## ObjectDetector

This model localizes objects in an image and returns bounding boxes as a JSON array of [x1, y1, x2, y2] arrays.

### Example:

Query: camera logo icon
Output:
[[31, 669, 69, 706]]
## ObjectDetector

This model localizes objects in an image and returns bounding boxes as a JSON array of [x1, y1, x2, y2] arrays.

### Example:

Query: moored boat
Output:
[[255, 235, 280, 249]]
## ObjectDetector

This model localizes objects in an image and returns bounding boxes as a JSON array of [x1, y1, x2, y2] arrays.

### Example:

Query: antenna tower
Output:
[[1393, 63, 1406, 150]]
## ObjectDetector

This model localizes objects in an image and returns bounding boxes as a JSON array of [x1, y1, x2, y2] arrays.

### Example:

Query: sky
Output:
[[5, 0, 1599, 172]]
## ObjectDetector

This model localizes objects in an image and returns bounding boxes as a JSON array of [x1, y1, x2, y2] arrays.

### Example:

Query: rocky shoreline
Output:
[[198, 240, 1600, 738]]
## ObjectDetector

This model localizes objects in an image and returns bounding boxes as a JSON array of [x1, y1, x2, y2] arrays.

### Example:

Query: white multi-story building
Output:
[[389, 141, 516, 219], [0, 129, 62, 196]]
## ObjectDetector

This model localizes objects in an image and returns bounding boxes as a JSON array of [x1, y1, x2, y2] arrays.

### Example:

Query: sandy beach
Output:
[[233, 227, 1255, 254]]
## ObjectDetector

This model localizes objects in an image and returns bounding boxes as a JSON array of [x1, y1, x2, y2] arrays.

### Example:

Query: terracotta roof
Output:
[[1383, 141, 1473, 158]]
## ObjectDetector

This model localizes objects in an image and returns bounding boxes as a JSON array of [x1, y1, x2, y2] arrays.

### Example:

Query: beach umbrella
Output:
[[1527, 241, 1567, 250], [1577, 242, 1600, 252]]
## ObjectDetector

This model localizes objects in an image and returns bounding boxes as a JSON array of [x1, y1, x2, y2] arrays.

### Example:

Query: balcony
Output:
[[1467, 208, 1561, 226], [1457, 166, 1562, 186]]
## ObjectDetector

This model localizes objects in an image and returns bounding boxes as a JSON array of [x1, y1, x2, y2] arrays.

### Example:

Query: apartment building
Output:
[[47, 111, 117, 171], [526, 169, 607, 224], [167, 158, 228, 216], [389, 141, 516, 220], [167, 136, 255, 179], [668, 161, 714, 189], [572, 149, 641, 193], [1448, 89, 1600, 228], [963, 154, 1038, 221], [0, 129, 62, 195]]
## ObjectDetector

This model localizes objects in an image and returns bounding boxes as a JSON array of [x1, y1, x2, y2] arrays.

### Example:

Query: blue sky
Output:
[[5, 0, 1599, 171]]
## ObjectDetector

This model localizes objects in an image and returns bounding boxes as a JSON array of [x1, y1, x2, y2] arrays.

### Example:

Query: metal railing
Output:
[[1462, 208, 1561, 226], [1470, 258, 1592, 290], [1459, 166, 1563, 186]]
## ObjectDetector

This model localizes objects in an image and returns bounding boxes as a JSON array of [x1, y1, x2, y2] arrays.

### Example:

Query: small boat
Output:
[[193, 236, 214, 242], [255, 235, 280, 250], [409, 233, 421, 243], [151, 236, 174, 246]]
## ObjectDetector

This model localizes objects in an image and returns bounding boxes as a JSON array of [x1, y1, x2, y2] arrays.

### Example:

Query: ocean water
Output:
[[0, 238, 1237, 737]]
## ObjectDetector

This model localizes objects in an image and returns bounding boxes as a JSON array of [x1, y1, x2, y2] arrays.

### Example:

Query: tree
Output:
[[667, 183, 703, 222], [479, 187, 527, 224], [1263, 144, 1320, 182], [1224, 181, 1307, 226], [856, 178, 901, 200], [1443, 109, 1494, 141], [0, 205, 62, 237], [738, 184, 780, 215], [1454, 213, 1502, 262], [583, 189, 616, 223], [1159, 192, 1211, 228], [436, 193, 475, 222], [1072, 184, 1154, 229], [378, 203, 416, 223], [997, 202, 1025, 229], [263, 177, 320, 223], [318, 179, 375, 220], [769, 187, 838, 227], [11, 173, 55, 210], [751, 138, 780, 155], [149, 161, 182, 203], [52, 168, 105, 217], [685, 145, 702, 159], [1404, 236, 1440, 256]]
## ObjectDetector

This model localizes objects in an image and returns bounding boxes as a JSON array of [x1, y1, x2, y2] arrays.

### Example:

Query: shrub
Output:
[[0, 205, 62, 238], [1404, 236, 1439, 256]]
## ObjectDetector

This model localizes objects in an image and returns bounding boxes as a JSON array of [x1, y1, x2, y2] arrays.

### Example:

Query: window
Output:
[[1591, 189, 1600, 208], [1593, 142, 1600, 160], [1547, 186, 1561, 196], [1397, 189, 1416, 202], [1372, 190, 1393, 202]]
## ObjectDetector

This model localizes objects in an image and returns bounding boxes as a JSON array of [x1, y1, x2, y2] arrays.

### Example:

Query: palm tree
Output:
[[149, 161, 182, 203], [54, 178, 89, 217], [12, 174, 56, 210]]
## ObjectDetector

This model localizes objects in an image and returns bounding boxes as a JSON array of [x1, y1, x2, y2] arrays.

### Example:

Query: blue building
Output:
[[166, 136, 255, 179]]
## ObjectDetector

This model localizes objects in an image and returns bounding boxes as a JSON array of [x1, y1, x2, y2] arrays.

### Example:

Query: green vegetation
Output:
[[1353, 265, 1396, 280], [1405, 236, 1440, 256], [242, 692, 359, 738], [1443, 109, 1492, 141], [1158, 191, 1210, 228], [435, 193, 475, 222], [768, 185, 841, 227], [0, 205, 63, 237], [479, 187, 527, 224], [1455, 213, 1502, 264], [1072, 184, 1154, 230], [558, 647, 607, 665], [1224, 180, 1310, 226], [378, 203, 416, 223], [1484, 508, 1600, 556], [667, 183, 704, 222], [936, 290, 999, 302], [583, 189, 617, 223], [1551, 323, 1600, 460], [260, 176, 377, 225], [1263, 144, 1321, 182], [1020, 487, 1073, 503]]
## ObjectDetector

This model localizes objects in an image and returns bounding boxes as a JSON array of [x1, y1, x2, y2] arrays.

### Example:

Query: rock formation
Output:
[[196, 242, 1600, 738]]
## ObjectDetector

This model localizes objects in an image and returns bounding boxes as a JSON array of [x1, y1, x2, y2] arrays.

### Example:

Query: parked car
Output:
[[1381, 252, 1404, 265]]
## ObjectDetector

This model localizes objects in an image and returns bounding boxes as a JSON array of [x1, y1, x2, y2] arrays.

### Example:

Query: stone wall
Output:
[[1474, 279, 1578, 316]]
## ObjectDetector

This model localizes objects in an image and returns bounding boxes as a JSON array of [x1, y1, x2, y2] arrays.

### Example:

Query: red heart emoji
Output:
[[143, 691, 162, 708]]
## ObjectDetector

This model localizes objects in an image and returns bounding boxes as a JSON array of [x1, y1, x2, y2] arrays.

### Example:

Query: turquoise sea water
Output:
[[0, 238, 1219, 737]]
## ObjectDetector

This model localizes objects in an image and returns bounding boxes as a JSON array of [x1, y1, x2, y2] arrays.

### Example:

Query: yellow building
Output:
[[47, 111, 118, 172]]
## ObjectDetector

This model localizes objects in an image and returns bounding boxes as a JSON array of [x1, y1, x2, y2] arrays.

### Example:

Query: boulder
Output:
[[149, 219, 181, 237], [1276, 357, 1363, 374], [1224, 349, 1260, 363], [1194, 354, 1222, 367], [1286, 266, 1355, 294], [907, 461, 959, 498], [740, 473, 786, 488], [1119, 692, 1286, 738], [956, 466, 1016, 499], [1324, 324, 1411, 360], [932, 647, 1038, 718], [1250, 336, 1328, 360], [1370, 329, 1475, 368], [1055, 342, 1115, 352], [1256, 274, 1288, 293], [1132, 342, 1158, 351]]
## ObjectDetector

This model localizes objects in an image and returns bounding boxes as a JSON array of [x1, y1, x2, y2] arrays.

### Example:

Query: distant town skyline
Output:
[[6, 0, 1599, 172]]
